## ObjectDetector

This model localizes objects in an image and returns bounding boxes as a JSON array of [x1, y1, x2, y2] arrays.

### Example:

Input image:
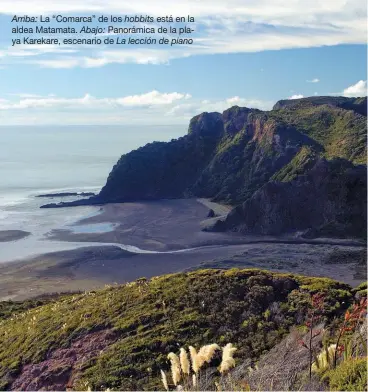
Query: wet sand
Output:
[[0, 230, 30, 242], [46, 199, 237, 251], [0, 199, 366, 301], [47, 199, 364, 251], [0, 241, 365, 301]]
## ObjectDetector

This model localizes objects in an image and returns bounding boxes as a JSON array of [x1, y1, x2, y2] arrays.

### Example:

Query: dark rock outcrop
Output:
[[221, 159, 366, 238], [207, 209, 216, 218], [40, 197, 101, 208], [36, 192, 95, 198]]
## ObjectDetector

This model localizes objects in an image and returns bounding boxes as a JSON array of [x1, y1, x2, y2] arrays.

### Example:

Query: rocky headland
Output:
[[40, 96, 367, 241]]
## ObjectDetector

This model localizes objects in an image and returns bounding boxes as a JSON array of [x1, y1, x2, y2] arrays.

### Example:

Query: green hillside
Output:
[[270, 104, 367, 164], [0, 269, 357, 391]]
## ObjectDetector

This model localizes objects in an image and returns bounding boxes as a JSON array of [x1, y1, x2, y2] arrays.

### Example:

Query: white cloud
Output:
[[307, 78, 320, 83], [0, 44, 77, 59], [117, 91, 191, 106], [28, 28, 366, 69], [289, 94, 304, 99], [342, 80, 367, 97], [0, 0, 366, 68], [0, 91, 273, 125], [0, 91, 191, 110], [161, 96, 273, 117], [31, 49, 177, 68], [225, 96, 272, 109], [0, 0, 365, 21]]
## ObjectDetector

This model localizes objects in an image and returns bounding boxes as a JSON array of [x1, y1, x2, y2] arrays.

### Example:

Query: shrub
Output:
[[323, 358, 368, 391]]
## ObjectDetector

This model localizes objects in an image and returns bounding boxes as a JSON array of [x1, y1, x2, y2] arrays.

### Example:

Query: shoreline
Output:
[[1, 198, 366, 302], [46, 199, 365, 251]]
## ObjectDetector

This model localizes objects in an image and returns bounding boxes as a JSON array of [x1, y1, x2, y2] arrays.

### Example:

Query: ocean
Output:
[[0, 125, 186, 262]]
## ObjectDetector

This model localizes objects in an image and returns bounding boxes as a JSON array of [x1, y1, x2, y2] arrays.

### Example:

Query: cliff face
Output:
[[96, 96, 367, 238], [99, 105, 329, 204], [222, 159, 367, 238], [99, 112, 224, 202]]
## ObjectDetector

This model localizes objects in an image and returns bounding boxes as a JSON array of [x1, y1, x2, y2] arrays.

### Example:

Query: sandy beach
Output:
[[0, 199, 366, 301], [45, 198, 237, 251], [46, 199, 364, 250]]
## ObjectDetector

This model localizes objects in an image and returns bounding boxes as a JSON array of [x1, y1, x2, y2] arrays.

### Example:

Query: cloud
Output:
[[0, 91, 191, 110], [31, 49, 177, 68], [307, 78, 320, 83], [0, 0, 365, 22], [168, 96, 272, 117], [25, 28, 367, 69], [117, 91, 192, 106], [0, 0, 366, 68], [342, 80, 367, 97], [29, 58, 82, 69], [0, 44, 77, 59], [0, 91, 273, 125], [289, 94, 304, 99], [225, 96, 272, 109]]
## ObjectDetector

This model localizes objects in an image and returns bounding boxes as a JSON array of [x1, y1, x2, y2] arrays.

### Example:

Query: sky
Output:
[[0, 0, 367, 126]]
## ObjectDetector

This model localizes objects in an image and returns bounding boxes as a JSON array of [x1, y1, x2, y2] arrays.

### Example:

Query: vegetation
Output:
[[0, 269, 356, 390], [304, 295, 368, 391], [271, 146, 318, 182], [270, 104, 367, 164], [160, 343, 238, 391], [273, 96, 367, 118], [98, 98, 366, 207], [352, 282, 368, 300], [0, 292, 80, 320], [323, 358, 367, 391]]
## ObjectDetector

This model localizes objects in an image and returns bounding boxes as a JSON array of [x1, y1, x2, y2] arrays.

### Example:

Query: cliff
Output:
[[42, 96, 367, 238], [221, 158, 366, 238]]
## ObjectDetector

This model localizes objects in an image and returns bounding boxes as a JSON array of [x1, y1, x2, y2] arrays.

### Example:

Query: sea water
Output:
[[0, 125, 186, 262]]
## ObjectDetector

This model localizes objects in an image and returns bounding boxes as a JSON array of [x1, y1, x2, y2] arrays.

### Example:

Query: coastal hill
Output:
[[0, 268, 366, 391], [272, 96, 367, 116], [43, 96, 367, 239]]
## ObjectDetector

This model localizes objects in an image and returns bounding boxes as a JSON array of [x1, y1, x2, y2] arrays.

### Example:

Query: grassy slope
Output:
[[271, 145, 319, 182], [270, 105, 367, 165], [0, 269, 354, 390]]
